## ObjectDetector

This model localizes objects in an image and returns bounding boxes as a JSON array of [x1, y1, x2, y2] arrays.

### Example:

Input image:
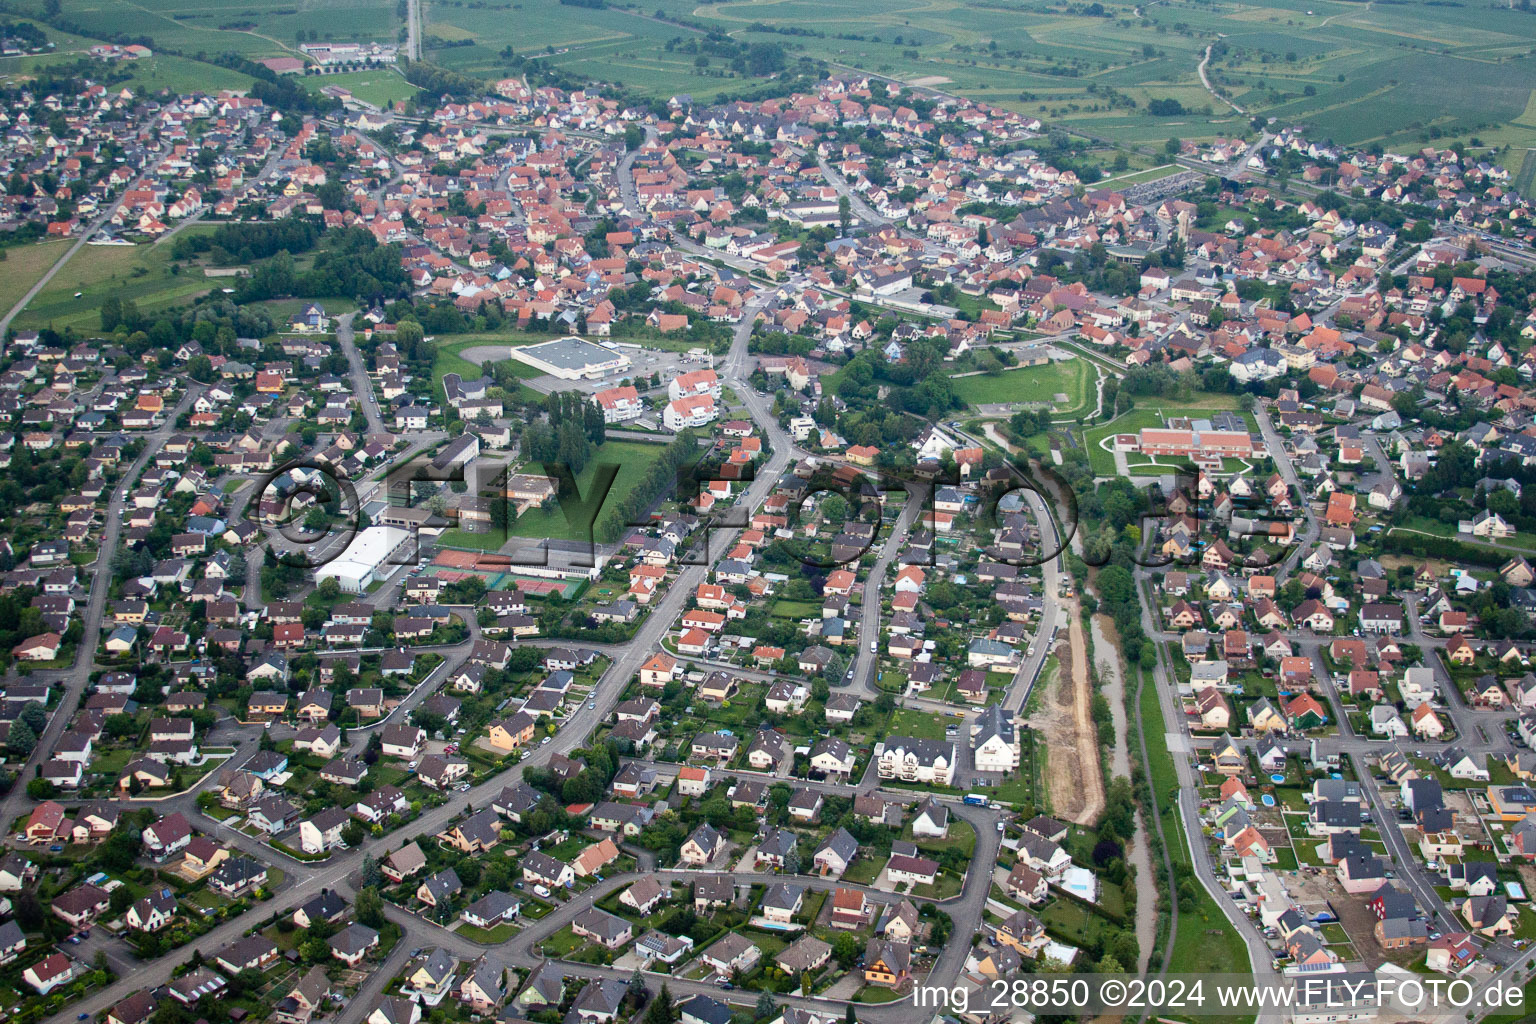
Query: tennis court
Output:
[[427, 550, 584, 597]]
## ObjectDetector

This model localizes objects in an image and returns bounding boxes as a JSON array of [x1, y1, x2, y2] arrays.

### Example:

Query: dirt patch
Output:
[[1032, 603, 1106, 825], [906, 75, 953, 86]]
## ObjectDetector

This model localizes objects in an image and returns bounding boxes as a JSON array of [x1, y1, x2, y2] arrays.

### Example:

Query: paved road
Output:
[[814, 151, 889, 228], [406, 0, 422, 60], [337, 312, 386, 436], [0, 386, 201, 832], [1252, 403, 1318, 582], [30, 103, 1224, 1024], [1136, 576, 1284, 1024]]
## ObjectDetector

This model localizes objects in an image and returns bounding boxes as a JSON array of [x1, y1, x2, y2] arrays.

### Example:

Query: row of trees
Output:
[[593, 430, 700, 543]]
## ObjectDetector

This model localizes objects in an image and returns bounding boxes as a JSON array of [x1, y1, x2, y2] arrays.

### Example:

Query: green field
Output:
[[0, 240, 70, 320], [431, 336, 554, 408], [38, 0, 397, 59], [303, 69, 418, 109], [1082, 400, 1252, 476], [441, 439, 672, 545], [13, 230, 222, 332], [949, 358, 1092, 414], [888, 707, 950, 740], [416, 0, 1536, 166], [1137, 664, 1253, 1022]]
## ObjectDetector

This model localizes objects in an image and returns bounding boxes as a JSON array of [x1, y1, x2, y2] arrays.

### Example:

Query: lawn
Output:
[[440, 440, 674, 545], [0, 239, 69, 318], [887, 707, 950, 741], [1136, 661, 1253, 1006], [949, 358, 1091, 414], [455, 921, 520, 943], [1083, 401, 1254, 476], [769, 599, 821, 620], [539, 925, 586, 957], [302, 69, 418, 109], [431, 336, 550, 408], [1392, 516, 1536, 555], [13, 232, 220, 331], [1039, 898, 1111, 947]]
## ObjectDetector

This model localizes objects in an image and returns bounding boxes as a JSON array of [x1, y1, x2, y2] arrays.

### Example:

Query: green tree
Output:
[[18, 701, 45, 735], [355, 885, 385, 927], [6, 717, 35, 757]]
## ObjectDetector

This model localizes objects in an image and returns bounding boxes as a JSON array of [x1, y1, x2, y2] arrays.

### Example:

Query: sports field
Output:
[[302, 69, 418, 109], [949, 358, 1092, 414]]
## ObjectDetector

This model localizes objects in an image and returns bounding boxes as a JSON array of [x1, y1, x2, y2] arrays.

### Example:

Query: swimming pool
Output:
[[1270, 773, 1286, 783], [1261, 794, 1276, 807]]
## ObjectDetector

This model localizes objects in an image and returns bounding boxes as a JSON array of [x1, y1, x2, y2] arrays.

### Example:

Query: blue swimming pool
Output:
[[1261, 794, 1276, 807], [1270, 773, 1286, 783]]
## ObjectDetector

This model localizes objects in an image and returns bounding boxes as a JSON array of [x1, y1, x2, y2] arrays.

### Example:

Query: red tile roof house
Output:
[[52, 883, 110, 929], [25, 801, 67, 843], [23, 952, 74, 994]]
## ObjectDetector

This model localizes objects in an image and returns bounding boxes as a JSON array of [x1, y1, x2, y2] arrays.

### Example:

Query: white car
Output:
[[869, 640, 877, 653]]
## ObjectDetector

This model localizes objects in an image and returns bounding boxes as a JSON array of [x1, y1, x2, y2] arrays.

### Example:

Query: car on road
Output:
[[996, 821, 1005, 832], [541, 736, 551, 745], [869, 640, 877, 652], [48, 845, 62, 853]]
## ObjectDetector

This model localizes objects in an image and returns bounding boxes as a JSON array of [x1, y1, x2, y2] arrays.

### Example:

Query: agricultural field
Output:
[[0, 240, 70, 320], [12, 229, 223, 332], [0, 13, 260, 93], [423, 0, 751, 100], [39, 0, 398, 59], [436, 0, 1536, 168]]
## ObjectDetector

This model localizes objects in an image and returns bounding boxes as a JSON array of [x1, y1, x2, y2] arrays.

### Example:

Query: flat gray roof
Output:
[[518, 336, 624, 372]]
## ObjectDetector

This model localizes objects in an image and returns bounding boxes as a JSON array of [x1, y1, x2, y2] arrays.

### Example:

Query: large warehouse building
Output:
[[315, 526, 413, 593], [509, 336, 631, 381]]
